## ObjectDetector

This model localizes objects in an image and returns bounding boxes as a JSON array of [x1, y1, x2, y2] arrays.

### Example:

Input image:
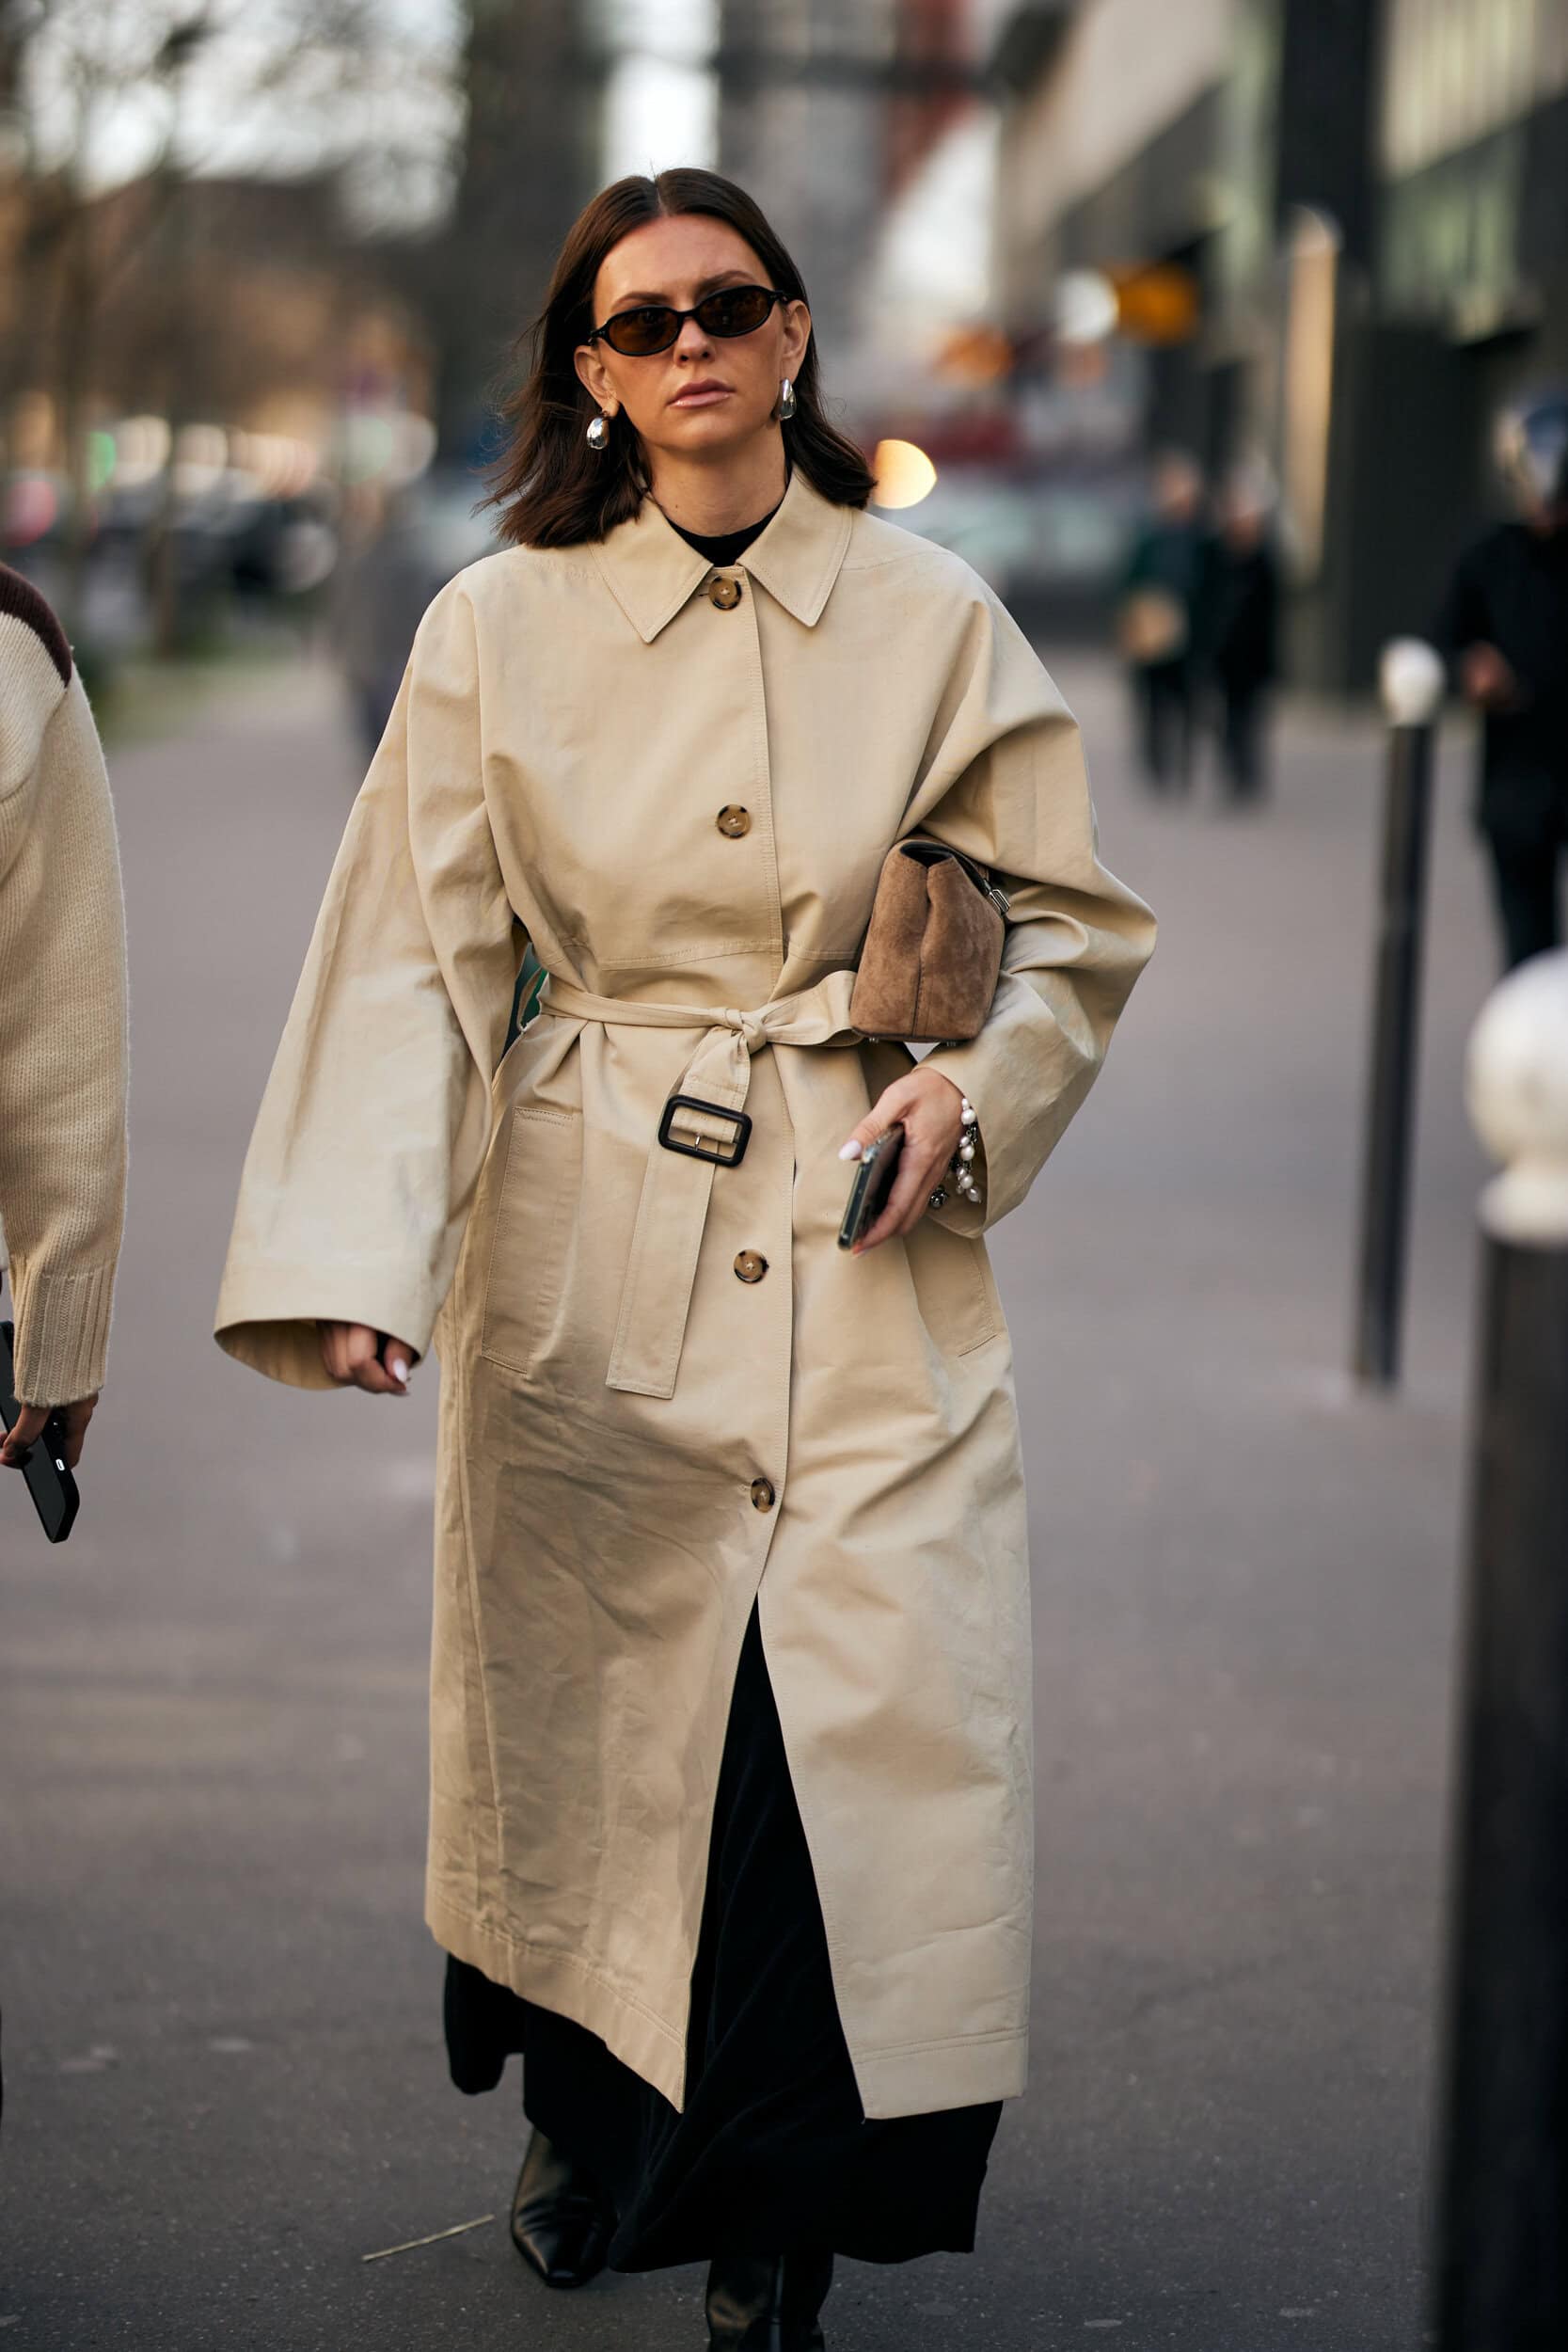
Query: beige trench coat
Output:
[[215, 466, 1155, 2119]]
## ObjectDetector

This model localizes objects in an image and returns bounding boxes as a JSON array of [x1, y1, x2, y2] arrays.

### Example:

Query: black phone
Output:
[[0, 1320, 80, 1544], [838, 1122, 905, 1251]]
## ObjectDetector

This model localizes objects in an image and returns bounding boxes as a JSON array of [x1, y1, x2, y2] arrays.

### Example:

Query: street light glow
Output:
[[870, 438, 938, 508], [1053, 270, 1119, 346]]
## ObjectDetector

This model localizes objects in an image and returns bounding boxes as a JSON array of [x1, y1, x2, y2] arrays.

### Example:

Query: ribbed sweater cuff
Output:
[[8, 1259, 116, 1406]]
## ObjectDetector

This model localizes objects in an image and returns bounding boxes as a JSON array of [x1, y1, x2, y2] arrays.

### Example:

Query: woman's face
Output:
[[574, 214, 811, 470]]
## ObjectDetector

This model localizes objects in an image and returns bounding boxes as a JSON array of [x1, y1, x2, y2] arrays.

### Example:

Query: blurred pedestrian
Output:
[[0, 563, 128, 1482], [330, 485, 446, 762], [1197, 462, 1280, 804], [1117, 449, 1206, 792], [214, 167, 1154, 2349], [1433, 389, 1568, 970]]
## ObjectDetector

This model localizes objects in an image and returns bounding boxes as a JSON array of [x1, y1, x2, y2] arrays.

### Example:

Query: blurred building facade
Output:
[[424, 0, 991, 459], [715, 0, 989, 401], [715, 0, 895, 370], [427, 0, 610, 463], [989, 0, 1568, 686]]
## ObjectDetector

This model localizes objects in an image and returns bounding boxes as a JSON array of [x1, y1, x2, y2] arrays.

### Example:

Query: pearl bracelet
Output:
[[928, 1095, 981, 1213]]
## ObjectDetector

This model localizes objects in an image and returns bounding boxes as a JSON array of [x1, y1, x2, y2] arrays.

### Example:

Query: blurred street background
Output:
[[3, 0, 1565, 2345], [4, 0, 1565, 691]]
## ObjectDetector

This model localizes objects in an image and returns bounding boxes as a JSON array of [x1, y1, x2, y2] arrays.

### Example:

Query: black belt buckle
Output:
[[658, 1094, 752, 1168]]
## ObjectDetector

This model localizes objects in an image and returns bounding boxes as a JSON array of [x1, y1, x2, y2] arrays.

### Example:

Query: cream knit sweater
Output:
[[0, 564, 128, 1406]]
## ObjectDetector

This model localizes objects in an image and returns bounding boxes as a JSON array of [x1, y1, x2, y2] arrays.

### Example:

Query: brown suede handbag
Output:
[[848, 837, 1009, 1044]]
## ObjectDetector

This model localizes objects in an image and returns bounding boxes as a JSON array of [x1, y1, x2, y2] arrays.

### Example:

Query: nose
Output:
[[673, 314, 715, 359]]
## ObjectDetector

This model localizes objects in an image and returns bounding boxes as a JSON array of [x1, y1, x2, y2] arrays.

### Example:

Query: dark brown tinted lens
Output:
[[696, 287, 775, 338], [603, 306, 680, 356]]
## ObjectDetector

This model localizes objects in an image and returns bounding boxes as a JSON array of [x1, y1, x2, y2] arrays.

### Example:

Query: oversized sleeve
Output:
[[0, 674, 129, 1406], [909, 582, 1156, 1234], [214, 577, 521, 1389]]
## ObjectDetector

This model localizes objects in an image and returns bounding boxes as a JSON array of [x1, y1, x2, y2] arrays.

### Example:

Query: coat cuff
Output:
[[214, 1263, 435, 1391], [923, 993, 1101, 1236], [920, 1040, 1011, 1234], [8, 1258, 116, 1406]]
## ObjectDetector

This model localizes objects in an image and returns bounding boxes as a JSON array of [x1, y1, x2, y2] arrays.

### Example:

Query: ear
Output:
[[781, 300, 812, 380], [573, 342, 615, 409]]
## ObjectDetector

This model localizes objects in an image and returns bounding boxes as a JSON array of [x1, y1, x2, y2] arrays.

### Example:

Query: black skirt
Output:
[[444, 1602, 1004, 2270]]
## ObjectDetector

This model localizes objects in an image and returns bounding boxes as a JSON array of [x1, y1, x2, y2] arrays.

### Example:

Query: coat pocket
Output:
[[904, 1216, 1003, 1357], [480, 1102, 582, 1375]]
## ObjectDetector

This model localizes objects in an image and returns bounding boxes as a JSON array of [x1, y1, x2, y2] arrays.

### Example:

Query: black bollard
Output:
[[1352, 639, 1446, 1387], [1433, 952, 1568, 2349]]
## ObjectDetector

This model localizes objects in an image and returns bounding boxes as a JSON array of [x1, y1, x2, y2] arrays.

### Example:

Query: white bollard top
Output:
[[1465, 949, 1568, 1246], [1379, 637, 1448, 727]]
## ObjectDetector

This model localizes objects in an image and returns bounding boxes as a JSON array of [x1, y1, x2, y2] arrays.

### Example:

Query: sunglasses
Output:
[[588, 283, 791, 358]]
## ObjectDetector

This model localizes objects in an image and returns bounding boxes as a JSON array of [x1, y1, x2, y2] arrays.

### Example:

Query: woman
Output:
[[1117, 449, 1206, 793], [214, 169, 1154, 2347], [1197, 463, 1279, 805]]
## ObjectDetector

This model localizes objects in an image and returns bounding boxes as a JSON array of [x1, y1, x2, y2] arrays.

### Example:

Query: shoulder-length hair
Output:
[[484, 167, 877, 548]]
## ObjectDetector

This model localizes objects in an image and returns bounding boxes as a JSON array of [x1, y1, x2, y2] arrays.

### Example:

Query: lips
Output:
[[671, 381, 731, 406]]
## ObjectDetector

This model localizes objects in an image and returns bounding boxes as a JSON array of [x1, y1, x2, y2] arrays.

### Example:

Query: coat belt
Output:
[[539, 974, 863, 1399]]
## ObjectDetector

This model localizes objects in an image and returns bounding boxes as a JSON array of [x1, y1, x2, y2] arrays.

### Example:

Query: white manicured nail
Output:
[[388, 1358, 410, 1387], [838, 1139, 863, 1160]]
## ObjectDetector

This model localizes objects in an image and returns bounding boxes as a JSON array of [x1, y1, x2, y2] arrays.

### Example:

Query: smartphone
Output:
[[0, 1320, 80, 1544], [838, 1123, 905, 1251]]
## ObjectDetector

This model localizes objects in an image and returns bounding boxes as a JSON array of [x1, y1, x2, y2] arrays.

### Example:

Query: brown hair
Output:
[[484, 167, 877, 548]]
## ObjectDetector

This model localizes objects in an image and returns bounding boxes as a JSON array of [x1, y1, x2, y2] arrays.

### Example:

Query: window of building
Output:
[[1381, 0, 1566, 178]]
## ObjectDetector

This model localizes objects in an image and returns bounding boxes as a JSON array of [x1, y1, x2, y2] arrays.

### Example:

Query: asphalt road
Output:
[[0, 649, 1495, 2350]]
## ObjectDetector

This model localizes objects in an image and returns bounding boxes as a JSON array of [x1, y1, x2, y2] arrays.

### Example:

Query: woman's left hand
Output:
[[839, 1066, 965, 1254]]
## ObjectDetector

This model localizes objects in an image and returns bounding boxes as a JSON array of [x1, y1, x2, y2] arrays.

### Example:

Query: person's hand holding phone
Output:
[[319, 1323, 418, 1392], [0, 1391, 94, 1470], [838, 1066, 966, 1256], [0, 1322, 87, 1540]]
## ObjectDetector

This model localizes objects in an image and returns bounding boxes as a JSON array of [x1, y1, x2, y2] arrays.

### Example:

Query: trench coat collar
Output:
[[592, 462, 856, 644]]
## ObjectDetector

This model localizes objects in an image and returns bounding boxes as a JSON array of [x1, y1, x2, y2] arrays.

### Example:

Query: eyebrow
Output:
[[610, 269, 756, 307]]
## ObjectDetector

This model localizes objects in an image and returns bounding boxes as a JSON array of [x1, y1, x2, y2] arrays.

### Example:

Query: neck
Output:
[[646, 433, 789, 537]]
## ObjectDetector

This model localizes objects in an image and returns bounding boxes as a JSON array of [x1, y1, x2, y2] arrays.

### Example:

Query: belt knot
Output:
[[719, 1007, 768, 1052]]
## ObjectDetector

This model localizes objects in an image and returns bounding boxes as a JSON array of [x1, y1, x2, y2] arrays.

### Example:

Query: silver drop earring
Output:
[[587, 410, 611, 453], [778, 377, 796, 421]]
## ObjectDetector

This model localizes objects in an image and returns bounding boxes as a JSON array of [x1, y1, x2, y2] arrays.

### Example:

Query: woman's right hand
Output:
[[318, 1322, 416, 1394], [1460, 642, 1522, 710]]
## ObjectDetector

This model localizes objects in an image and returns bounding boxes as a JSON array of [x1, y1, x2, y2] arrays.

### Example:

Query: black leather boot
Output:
[[509, 2127, 616, 2288], [705, 2250, 833, 2349]]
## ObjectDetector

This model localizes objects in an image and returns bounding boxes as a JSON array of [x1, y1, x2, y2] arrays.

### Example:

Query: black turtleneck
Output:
[[661, 469, 789, 567]]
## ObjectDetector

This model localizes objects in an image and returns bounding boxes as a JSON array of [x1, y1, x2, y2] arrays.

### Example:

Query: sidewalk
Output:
[[0, 649, 1494, 2348], [985, 651, 1490, 2347]]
